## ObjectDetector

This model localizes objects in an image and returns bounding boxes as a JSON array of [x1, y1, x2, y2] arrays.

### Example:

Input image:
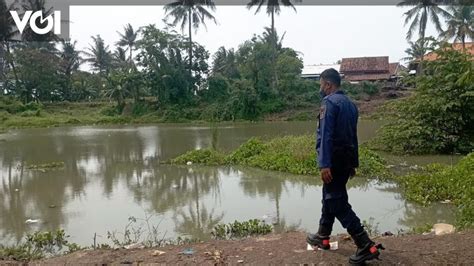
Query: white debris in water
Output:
[[186, 161, 193, 165], [25, 219, 40, 224], [14, 188, 19, 192], [172, 184, 179, 189]]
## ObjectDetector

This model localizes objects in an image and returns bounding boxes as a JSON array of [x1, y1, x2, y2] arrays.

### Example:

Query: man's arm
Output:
[[318, 99, 337, 169]]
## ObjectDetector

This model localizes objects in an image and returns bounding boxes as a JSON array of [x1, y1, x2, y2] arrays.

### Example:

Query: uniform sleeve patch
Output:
[[319, 105, 326, 119]]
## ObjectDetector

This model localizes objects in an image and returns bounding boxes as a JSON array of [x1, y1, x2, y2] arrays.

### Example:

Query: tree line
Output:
[[0, 0, 472, 122]]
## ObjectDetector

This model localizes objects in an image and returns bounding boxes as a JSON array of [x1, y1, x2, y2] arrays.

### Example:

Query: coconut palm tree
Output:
[[164, 0, 217, 70], [60, 40, 81, 76], [59, 40, 82, 100], [20, 0, 60, 44], [84, 35, 112, 75], [211, 46, 239, 79], [116, 23, 138, 63], [247, 0, 300, 39], [402, 37, 436, 71], [398, 0, 451, 41], [0, 0, 20, 86], [398, 0, 450, 72], [440, 5, 474, 50], [113, 47, 128, 68]]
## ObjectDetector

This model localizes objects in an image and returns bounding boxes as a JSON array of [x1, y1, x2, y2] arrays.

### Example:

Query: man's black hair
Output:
[[320, 68, 341, 87]]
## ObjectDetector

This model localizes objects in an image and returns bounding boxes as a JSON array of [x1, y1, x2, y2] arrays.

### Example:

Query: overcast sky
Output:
[[69, 5, 441, 68]]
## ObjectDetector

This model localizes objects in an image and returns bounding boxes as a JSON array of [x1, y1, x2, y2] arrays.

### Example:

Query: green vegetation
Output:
[[377, 48, 474, 154], [0, 230, 81, 261], [342, 81, 381, 101], [362, 217, 380, 237], [396, 152, 474, 229], [1, 0, 393, 128], [171, 135, 391, 179], [212, 219, 273, 239], [26, 161, 65, 171]]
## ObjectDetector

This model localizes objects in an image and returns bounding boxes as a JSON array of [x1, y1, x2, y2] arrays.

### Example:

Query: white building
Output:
[[301, 64, 341, 80]]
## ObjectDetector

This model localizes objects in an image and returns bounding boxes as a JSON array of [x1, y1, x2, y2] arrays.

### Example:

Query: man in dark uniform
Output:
[[306, 68, 383, 264]]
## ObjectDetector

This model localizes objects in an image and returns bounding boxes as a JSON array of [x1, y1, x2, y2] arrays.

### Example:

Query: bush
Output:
[[377, 49, 474, 154], [132, 102, 150, 117], [226, 137, 267, 164], [100, 106, 120, 116], [0, 96, 25, 114], [397, 153, 474, 228], [0, 230, 80, 261], [20, 109, 41, 117], [0, 111, 10, 122], [212, 219, 272, 239], [171, 149, 225, 165], [200, 103, 234, 122], [171, 135, 390, 178], [24, 101, 43, 111]]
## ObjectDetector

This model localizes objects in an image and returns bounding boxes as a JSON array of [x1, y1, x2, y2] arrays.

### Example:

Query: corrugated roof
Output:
[[340, 56, 389, 73], [301, 64, 340, 76]]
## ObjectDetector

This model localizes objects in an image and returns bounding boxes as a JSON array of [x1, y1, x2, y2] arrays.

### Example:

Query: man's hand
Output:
[[320, 168, 332, 184]]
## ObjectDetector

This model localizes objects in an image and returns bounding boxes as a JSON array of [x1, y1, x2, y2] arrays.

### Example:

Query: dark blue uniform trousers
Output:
[[319, 167, 363, 235]]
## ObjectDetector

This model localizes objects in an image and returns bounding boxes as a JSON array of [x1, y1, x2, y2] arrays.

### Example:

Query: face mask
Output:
[[319, 89, 326, 99]]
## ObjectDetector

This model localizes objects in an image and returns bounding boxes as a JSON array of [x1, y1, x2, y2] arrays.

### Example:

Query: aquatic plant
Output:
[[211, 219, 273, 239]]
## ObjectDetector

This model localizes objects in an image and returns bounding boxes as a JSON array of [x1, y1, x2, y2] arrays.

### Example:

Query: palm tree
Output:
[[20, 0, 60, 44], [259, 26, 286, 50], [398, 0, 451, 41], [211, 46, 239, 79], [0, 0, 20, 87], [84, 35, 112, 75], [247, 0, 300, 39], [113, 47, 128, 68], [402, 37, 436, 71], [60, 40, 82, 100], [440, 5, 474, 50], [164, 0, 217, 71], [60, 40, 81, 75], [398, 0, 450, 72], [116, 23, 138, 63]]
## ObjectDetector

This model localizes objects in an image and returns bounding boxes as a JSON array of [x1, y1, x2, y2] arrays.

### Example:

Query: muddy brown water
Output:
[[0, 121, 458, 246]]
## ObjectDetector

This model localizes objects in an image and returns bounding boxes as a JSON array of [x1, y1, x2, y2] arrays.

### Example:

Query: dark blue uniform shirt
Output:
[[316, 90, 359, 169]]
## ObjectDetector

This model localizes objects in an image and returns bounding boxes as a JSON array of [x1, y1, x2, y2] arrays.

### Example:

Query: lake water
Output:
[[0, 121, 457, 246]]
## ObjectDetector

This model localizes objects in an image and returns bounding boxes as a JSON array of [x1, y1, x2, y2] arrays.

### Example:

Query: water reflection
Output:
[[0, 122, 457, 245]]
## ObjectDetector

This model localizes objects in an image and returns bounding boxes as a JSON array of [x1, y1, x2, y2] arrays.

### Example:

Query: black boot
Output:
[[349, 230, 384, 264], [306, 225, 331, 250]]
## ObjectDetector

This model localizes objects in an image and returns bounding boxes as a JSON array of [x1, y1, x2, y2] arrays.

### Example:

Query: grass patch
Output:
[[396, 153, 474, 229], [170, 135, 390, 179], [26, 162, 65, 171], [211, 219, 273, 240], [0, 230, 81, 261], [171, 149, 226, 165]]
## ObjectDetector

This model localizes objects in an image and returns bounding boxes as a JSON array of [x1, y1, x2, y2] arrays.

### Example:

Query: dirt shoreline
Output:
[[27, 230, 473, 265]]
